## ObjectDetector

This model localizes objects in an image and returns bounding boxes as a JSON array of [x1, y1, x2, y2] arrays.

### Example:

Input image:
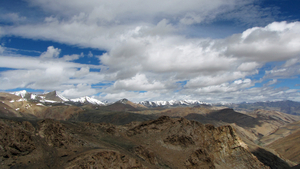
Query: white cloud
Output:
[[219, 3, 279, 26], [0, 46, 105, 92], [62, 53, 83, 61], [75, 67, 90, 77], [87, 51, 93, 57], [0, 13, 27, 23], [0, 45, 4, 54], [2, 21, 300, 102], [237, 62, 260, 71], [180, 12, 205, 25], [265, 79, 277, 86], [193, 78, 253, 93], [112, 74, 165, 91], [40, 46, 61, 59], [60, 83, 98, 99], [185, 72, 253, 88], [224, 21, 300, 62], [284, 58, 300, 67], [264, 64, 300, 80], [101, 91, 160, 102], [26, 0, 240, 23]]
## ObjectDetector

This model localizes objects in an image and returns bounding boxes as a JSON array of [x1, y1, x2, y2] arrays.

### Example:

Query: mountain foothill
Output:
[[1, 90, 300, 168]]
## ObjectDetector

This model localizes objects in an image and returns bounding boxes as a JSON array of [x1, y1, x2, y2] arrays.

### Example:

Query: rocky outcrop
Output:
[[134, 145, 158, 165], [123, 116, 269, 169]]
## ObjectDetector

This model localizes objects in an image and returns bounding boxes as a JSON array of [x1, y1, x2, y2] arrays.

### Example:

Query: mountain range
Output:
[[1, 90, 300, 168], [9, 90, 212, 108], [9, 90, 300, 116]]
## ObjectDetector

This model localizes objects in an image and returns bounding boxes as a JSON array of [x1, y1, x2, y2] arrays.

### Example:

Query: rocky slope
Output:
[[0, 116, 269, 169]]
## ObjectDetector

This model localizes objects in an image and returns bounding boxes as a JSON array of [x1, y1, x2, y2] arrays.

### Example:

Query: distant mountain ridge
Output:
[[139, 100, 210, 108], [226, 100, 300, 115]]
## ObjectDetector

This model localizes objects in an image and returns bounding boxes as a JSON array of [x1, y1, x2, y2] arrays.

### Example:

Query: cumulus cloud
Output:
[[40, 46, 61, 59], [224, 21, 300, 62], [0, 46, 105, 96]]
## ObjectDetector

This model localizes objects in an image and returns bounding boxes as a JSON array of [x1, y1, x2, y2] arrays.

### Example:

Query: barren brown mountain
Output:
[[267, 129, 300, 164], [0, 116, 270, 169]]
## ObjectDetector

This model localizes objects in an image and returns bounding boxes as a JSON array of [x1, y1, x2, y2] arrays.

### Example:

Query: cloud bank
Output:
[[0, 0, 299, 103]]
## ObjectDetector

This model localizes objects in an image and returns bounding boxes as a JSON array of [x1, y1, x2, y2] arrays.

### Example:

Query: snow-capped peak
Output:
[[117, 98, 129, 104], [71, 96, 106, 105], [10, 90, 27, 98]]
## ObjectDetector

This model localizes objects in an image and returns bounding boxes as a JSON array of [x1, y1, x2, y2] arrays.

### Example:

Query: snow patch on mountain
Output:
[[31, 94, 37, 100], [56, 93, 69, 102], [17, 98, 27, 102]]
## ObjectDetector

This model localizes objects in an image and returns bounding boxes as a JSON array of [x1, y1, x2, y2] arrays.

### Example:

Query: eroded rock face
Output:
[[65, 150, 147, 169]]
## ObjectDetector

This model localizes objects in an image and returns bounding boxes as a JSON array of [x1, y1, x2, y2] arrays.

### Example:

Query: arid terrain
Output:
[[1, 91, 300, 168]]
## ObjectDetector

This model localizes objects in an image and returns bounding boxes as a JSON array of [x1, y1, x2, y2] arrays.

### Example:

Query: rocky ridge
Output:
[[0, 116, 269, 169]]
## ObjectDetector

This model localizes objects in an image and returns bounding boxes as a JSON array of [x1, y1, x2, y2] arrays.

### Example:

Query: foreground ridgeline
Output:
[[0, 116, 268, 169]]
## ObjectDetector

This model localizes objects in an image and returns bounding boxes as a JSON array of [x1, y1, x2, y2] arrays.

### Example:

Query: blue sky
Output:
[[0, 0, 300, 103]]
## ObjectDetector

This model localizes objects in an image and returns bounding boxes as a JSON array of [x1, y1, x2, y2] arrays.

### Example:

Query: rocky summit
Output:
[[0, 116, 268, 169]]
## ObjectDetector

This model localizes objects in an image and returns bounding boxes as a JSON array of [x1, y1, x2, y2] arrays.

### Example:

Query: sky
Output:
[[0, 0, 300, 103]]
